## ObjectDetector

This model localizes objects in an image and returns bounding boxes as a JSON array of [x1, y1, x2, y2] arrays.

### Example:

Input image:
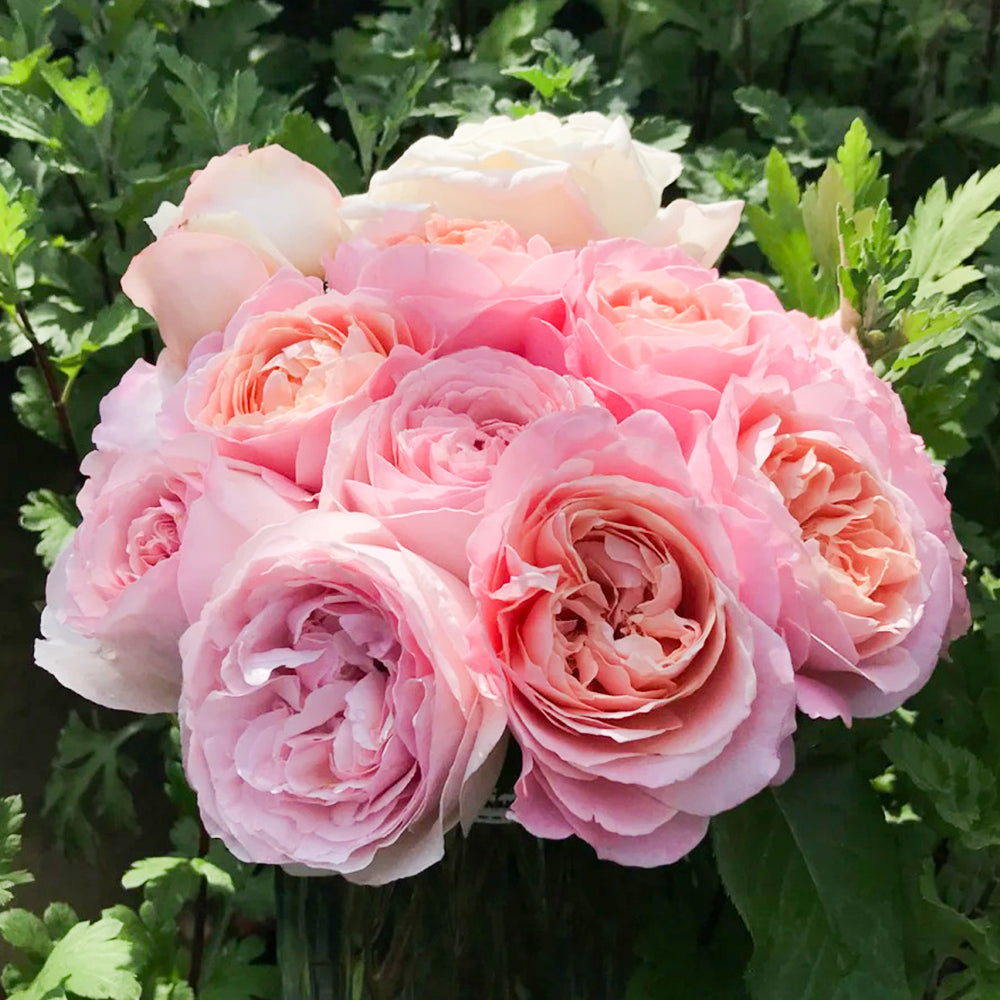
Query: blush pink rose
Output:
[[122, 145, 349, 364], [561, 240, 812, 424], [34, 358, 312, 713], [467, 408, 796, 865], [179, 511, 508, 884], [326, 240, 575, 369], [713, 342, 969, 720], [320, 347, 595, 579], [179, 269, 431, 491]]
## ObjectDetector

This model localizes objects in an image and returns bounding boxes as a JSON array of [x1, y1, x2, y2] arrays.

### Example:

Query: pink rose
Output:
[[467, 408, 796, 865], [34, 358, 312, 713], [122, 145, 349, 364], [180, 511, 508, 883], [35, 433, 209, 714], [179, 269, 431, 490], [320, 347, 595, 578], [562, 241, 811, 423], [714, 342, 968, 719]]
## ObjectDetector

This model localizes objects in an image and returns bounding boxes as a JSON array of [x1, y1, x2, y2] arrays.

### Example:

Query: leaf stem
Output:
[[188, 822, 211, 994], [16, 303, 77, 458]]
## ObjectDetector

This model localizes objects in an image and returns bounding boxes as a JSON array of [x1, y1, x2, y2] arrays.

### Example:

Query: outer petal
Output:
[[121, 231, 270, 364], [177, 145, 348, 275]]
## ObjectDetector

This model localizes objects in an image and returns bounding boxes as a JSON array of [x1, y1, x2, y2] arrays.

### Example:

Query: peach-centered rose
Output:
[[711, 342, 969, 721], [468, 408, 796, 866], [763, 434, 920, 657], [182, 270, 428, 489], [180, 511, 507, 884]]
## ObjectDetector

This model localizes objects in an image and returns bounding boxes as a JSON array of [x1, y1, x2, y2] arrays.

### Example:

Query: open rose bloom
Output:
[[35, 113, 969, 882]]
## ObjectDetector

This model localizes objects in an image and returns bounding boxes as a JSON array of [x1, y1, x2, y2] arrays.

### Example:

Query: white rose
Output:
[[355, 112, 742, 262]]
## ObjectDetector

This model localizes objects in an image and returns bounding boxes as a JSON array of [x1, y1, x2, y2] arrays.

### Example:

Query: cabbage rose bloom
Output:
[[715, 343, 969, 720], [122, 145, 349, 364], [180, 511, 508, 884], [467, 408, 797, 865], [179, 270, 430, 490], [321, 347, 595, 579], [357, 112, 742, 260]]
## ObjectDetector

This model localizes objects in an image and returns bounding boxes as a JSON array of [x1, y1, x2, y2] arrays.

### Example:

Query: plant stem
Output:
[[735, 0, 753, 83], [982, 0, 1000, 102], [16, 303, 76, 458], [780, 23, 803, 94], [864, 0, 889, 98], [188, 822, 211, 994], [66, 176, 115, 307]]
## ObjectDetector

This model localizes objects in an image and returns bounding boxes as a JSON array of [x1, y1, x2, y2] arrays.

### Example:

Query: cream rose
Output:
[[357, 112, 741, 258]]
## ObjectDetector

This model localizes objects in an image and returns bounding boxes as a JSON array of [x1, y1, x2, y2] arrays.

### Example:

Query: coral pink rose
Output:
[[123, 145, 349, 364], [180, 511, 508, 883], [321, 347, 595, 579], [179, 269, 431, 490], [358, 112, 742, 258], [562, 240, 814, 424], [467, 408, 796, 865], [714, 343, 968, 720]]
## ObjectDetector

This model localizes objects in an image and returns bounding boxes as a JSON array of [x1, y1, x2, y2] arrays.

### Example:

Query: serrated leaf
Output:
[[122, 857, 234, 896], [13, 917, 141, 1000], [903, 165, 1000, 300], [19, 489, 78, 568], [884, 729, 1000, 846], [199, 937, 278, 1000], [475, 0, 567, 64], [0, 795, 32, 907], [0, 909, 51, 959], [39, 62, 109, 127], [11, 364, 60, 446], [0, 88, 59, 146], [833, 118, 886, 209], [44, 713, 157, 860], [713, 761, 910, 1000]]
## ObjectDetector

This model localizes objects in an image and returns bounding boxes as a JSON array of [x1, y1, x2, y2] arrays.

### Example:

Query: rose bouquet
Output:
[[33, 111, 969, 891]]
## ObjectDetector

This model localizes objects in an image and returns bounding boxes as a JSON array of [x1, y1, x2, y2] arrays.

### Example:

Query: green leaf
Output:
[[0, 88, 59, 146], [0, 909, 51, 959], [903, 165, 1000, 300], [52, 298, 144, 379], [18, 489, 78, 568], [42, 903, 79, 943], [0, 795, 32, 907], [44, 713, 159, 860], [884, 729, 1000, 847], [11, 365, 60, 446], [474, 0, 567, 64], [122, 857, 234, 896], [39, 61, 109, 128], [713, 761, 910, 1000], [832, 118, 886, 209], [13, 916, 141, 1000], [199, 937, 278, 1000], [745, 148, 835, 315]]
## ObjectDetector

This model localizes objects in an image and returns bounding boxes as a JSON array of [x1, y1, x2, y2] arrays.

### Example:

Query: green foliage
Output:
[[0, 797, 33, 907], [18, 488, 78, 568], [43, 713, 162, 860], [714, 761, 910, 1000], [1, 1, 999, 997]]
